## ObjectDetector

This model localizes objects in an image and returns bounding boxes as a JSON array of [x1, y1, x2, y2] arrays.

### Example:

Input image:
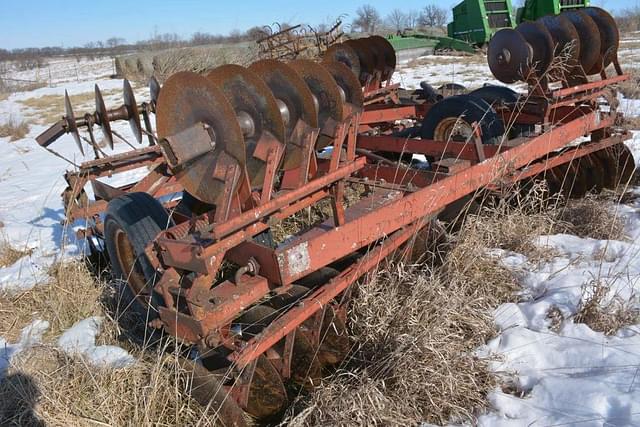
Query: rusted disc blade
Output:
[[95, 85, 114, 149], [321, 60, 364, 112], [249, 59, 318, 170], [563, 10, 601, 76], [264, 286, 323, 384], [207, 64, 286, 187], [180, 359, 248, 427], [583, 154, 605, 193], [488, 29, 532, 84], [582, 7, 619, 73], [149, 76, 161, 105], [289, 59, 343, 149], [123, 79, 142, 143], [156, 71, 245, 205], [369, 35, 396, 80], [323, 43, 361, 83], [344, 39, 376, 85], [245, 355, 288, 418], [64, 90, 84, 155], [539, 15, 581, 77], [592, 150, 616, 189], [316, 306, 350, 366], [516, 21, 554, 81], [357, 37, 386, 80]]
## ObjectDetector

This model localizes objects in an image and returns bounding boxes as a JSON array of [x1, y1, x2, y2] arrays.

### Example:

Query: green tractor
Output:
[[447, 0, 516, 47], [446, 0, 590, 47], [516, 0, 590, 23]]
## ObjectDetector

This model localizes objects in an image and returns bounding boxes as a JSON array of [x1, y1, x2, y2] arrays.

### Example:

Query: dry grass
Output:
[[0, 262, 103, 343], [0, 239, 32, 269], [0, 116, 30, 141], [1, 345, 213, 426], [555, 194, 625, 241], [0, 260, 215, 426], [284, 200, 531, 426], [17, 90, 118, 126], [618, 67, 640, 100], [574, 279, 640, 335]]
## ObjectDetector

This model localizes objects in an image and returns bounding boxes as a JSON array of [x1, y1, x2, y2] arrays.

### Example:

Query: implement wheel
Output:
[[421, 95, 505, 145], [104, 192, 172, 340]]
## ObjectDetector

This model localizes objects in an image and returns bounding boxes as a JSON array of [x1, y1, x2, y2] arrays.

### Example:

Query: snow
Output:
[[0, 320, 49, 375], [476, 198, 640, 425], [57, 316, 135, 368]]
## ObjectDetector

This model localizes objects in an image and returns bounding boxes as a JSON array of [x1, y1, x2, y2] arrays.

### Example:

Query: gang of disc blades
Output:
[[321, 60, 364, 112], [64, 90, 84, 155], [249, 59, 318, 170], [344, 39, 376, 85], [156, 71, 245, 205], [94, 84, 114, 149], [123, 79, 142, 143], [539, 14, 581, 77], [323, 43, 361, 83], [582, 7, 619, 72], [562, 10, 601, 75], [289, 59, 343, 149], [369, 35, 396, 80], [206, 64, 286, 187], [487, 28, 532, 84], [516, 21, 554, 81]]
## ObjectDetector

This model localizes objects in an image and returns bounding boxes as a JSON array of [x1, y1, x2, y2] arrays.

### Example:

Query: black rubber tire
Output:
[[104, 192, 172, 339], [437, 83, 467, 97], [469, 85, 519, 107], [420, 94, 505, 145]]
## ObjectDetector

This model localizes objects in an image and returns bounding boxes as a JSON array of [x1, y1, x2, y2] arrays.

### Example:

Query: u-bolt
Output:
[[234, 257, 261, 284]]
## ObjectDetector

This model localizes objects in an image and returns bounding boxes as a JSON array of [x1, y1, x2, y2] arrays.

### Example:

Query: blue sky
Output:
[[0, 0, 632, 49]]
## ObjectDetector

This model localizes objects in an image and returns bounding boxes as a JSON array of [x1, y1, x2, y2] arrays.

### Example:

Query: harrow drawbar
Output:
[[35, 11, 635, 424]]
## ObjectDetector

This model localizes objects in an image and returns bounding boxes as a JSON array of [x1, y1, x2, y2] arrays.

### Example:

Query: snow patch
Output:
[[0, 320, 49, 375], [57, 317, 135, 368]]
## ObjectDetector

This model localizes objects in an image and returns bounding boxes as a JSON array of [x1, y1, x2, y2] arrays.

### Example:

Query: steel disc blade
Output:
[[321, 60, 364, 111], [156, 71, 245, 205], [249, 59, 318, 170], [344, 39, 376, 85], [180, 359, 248, 427], [323, 43, 361, 83], [149, 76, 161, 105], [369, 35, 396, 80], [95, 84, 114, 149], [516, 21, 554, 81], [563, 10, 601, 76], [207, 64, 286, 187], [357, 37, 386, 79], [488, 29, 532, 84], [582, 7, 619, 73], [244, 355, 288, 418], [289, 59, 343, 149], [539, 15, 581, 76], [123, 79, 142, 143], [64, 90, 84, 155]]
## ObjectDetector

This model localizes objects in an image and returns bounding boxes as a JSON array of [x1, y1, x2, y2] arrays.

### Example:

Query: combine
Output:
[[36, 7, 633, 425]]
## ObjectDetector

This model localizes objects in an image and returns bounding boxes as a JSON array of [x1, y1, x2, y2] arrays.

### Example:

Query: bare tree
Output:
[[406, 10, 421, 29], [106, 37, 126, 48], [386, 9, 408, 32], [353, 4, 381, 34], [419, 4, 448, 28]]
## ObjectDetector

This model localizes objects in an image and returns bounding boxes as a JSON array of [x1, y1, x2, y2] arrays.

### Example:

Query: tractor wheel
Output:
[[420, 94, 505, 145], [104, 192, 172, 341]]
